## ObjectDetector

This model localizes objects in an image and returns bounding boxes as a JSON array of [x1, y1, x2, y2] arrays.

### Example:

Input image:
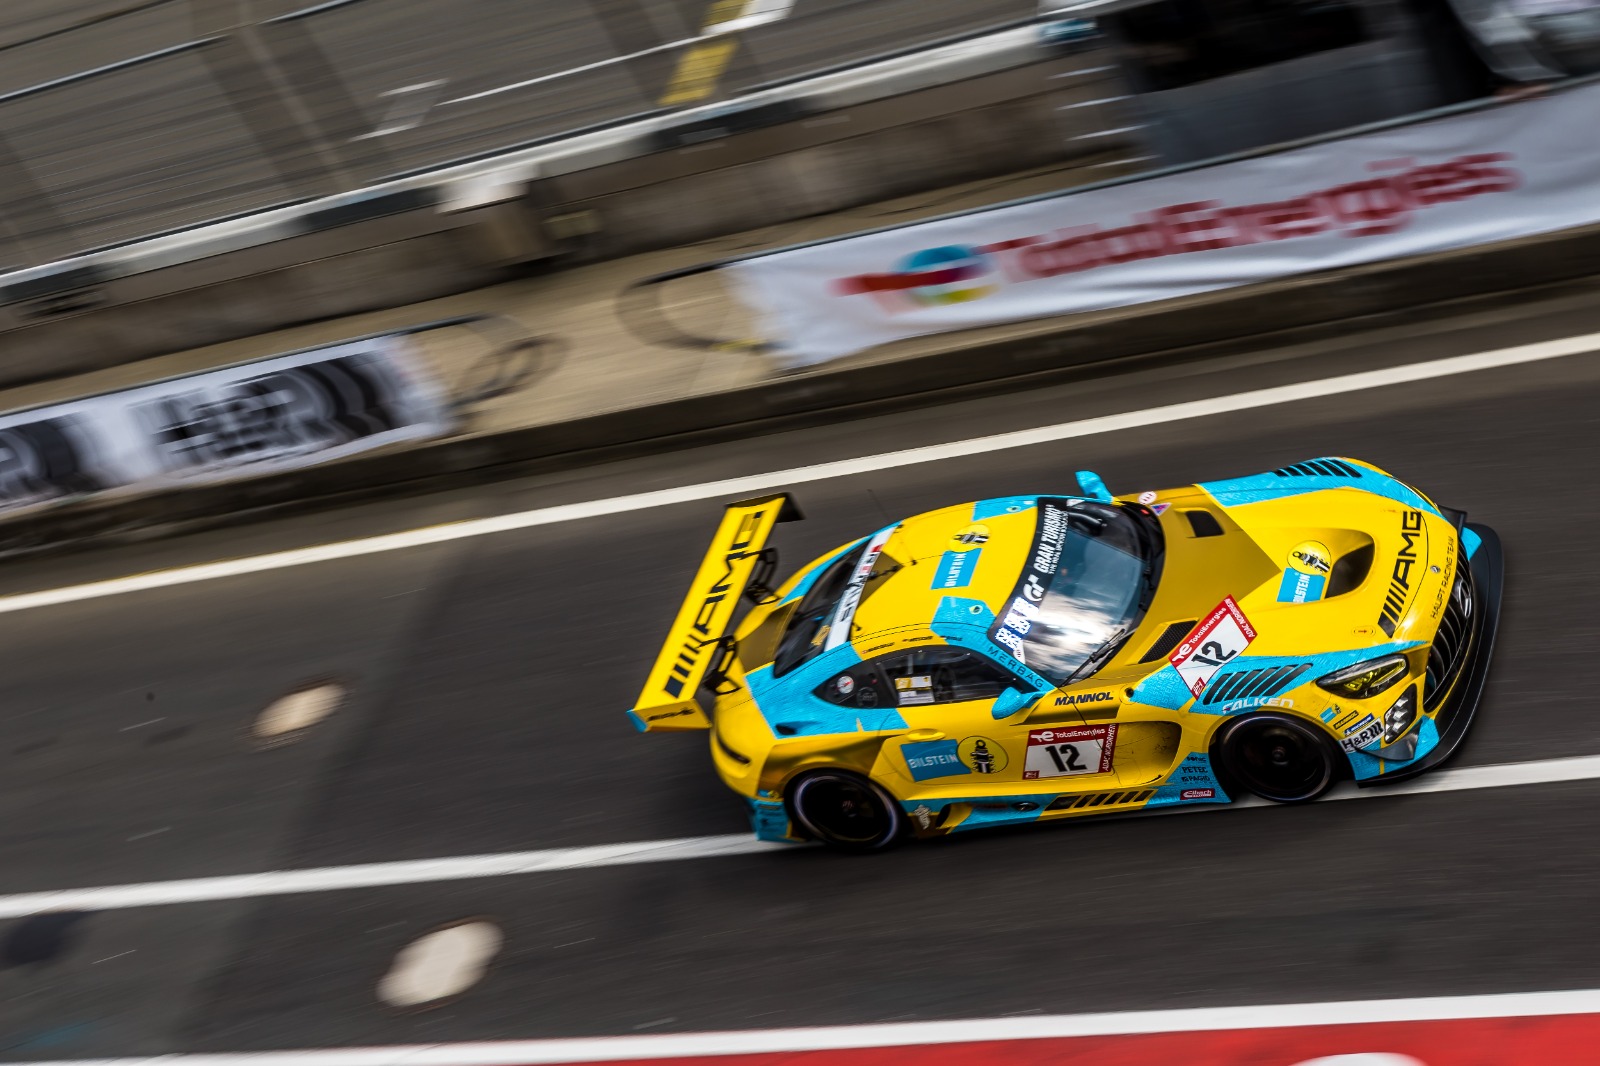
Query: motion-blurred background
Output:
[[1, 2, 1600, 1063], [0, 0, 1593, 268]]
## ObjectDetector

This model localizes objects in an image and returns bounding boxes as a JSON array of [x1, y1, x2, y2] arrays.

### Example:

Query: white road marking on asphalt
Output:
[[0, 835, 791, 919], [0, 332, 1592, 616], [0, 753, 1596, 920], [7, 987, 1600, 1065], [376, 920, 503, 1008], [254, 682, 344, 742]]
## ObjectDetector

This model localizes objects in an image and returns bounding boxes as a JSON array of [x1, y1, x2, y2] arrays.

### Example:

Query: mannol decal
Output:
[[1054, 690, 1115, 707], [838, 154, 1520, 311], [727, 82, 1600, 366]]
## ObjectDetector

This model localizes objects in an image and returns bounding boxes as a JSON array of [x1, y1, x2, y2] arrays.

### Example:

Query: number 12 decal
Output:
[[1042, 743, 1085, 773], [1169, 596, 1257, 697], [1024, 725, 1117, 779]]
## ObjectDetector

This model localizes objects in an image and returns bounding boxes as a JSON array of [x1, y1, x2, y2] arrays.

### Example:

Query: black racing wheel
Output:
[[1213, 713, 1342, 803], [786, 770, 906, 852]]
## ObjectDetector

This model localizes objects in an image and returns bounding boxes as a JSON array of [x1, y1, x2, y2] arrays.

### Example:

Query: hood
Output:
[[1117, 466, 1459, 679]]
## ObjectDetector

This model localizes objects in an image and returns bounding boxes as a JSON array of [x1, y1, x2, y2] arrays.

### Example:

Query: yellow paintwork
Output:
[[635, 460, 1473, 840], [631, 494, 794, 731]]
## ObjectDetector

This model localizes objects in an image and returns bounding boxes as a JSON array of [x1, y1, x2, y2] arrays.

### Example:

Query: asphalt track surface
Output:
[[0, 0, 1036, 264], [3, 286, 1600, 1057]]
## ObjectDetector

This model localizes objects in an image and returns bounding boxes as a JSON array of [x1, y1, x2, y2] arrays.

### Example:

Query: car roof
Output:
[[845, 496, 1041, 650]]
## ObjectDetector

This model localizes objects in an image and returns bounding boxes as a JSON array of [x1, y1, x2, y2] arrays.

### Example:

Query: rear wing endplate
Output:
[[629, 493, 802, 732]]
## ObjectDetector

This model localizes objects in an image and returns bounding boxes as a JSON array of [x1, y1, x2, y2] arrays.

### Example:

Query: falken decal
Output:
[[1219, 695, 1293, 714]]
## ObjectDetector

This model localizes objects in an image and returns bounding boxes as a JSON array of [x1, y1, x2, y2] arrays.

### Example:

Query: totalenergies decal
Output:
[[834, 245, 999, 310], [833, 154, 1521, 313]]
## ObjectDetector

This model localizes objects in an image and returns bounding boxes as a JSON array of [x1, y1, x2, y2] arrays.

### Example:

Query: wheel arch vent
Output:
[[1140, 620, 1197, 663]]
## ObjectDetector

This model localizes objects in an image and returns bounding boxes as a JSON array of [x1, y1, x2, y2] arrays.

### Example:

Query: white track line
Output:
[[0, 835, 787, 920], [9, 987, 1600, 1065], [0, 331, 1594, 617], [2, 753, 1597, 921]]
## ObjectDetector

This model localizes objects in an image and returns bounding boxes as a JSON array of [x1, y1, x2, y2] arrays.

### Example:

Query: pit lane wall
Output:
[[727, 80, 1600, 367]]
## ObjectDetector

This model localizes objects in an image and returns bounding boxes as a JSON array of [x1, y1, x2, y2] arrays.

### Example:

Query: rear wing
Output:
[[629, 493, 803, 732]]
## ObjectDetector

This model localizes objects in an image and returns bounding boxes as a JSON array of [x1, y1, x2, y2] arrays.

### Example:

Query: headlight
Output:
[[1317, 655, 1409, 700]]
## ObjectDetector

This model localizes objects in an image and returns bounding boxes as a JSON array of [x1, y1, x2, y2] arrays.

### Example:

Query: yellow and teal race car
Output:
[[629, 458, 1502, 851]]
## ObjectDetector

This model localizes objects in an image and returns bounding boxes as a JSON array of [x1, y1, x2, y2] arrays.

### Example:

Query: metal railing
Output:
[[0, 0, 1041, 269]]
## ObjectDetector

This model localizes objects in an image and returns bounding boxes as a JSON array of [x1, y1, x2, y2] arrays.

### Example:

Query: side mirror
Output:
[[1075, 470, 1113, 503], [992, 687, 1042, 720]]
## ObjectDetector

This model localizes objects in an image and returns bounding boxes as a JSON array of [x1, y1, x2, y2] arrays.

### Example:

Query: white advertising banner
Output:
[[728, 83, 1600, 367], [0, 334, 450, 515]]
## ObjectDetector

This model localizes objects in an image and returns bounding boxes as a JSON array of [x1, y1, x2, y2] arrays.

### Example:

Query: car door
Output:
[[843, 646, 1046, 793], [1007, 662, 1184, 791]]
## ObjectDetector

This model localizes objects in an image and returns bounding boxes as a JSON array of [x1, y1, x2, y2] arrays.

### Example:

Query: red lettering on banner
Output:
[[832, 267, 970, 295], [830, 151, 1526, 308], [1156, 201, 1232, 251], [1250, 196, 1329, 240], [1099, 219, 1174, 264], [1317, 175, 1415, 237], [1457, 151, 1522, 194]]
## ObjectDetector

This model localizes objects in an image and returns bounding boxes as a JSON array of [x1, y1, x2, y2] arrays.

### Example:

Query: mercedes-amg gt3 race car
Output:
[[629, 458, 1503, 851]]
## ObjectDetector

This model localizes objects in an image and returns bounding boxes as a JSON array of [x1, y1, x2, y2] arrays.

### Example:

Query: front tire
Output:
[[786, 770, 906, 852], [1213, 713, 1341, 803]]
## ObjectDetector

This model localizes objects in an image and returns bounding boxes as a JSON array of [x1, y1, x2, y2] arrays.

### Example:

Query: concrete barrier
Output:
[[1, 216, 1594, 559]]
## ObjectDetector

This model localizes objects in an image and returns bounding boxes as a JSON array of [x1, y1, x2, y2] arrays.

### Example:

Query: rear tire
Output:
[[786, 770, 906, 852], [1213, 713, 1341, 803]]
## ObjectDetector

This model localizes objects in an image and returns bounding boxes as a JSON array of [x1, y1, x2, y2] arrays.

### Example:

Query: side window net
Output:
[[815, 660, 893, 708], [816, 647, 1020, 707]]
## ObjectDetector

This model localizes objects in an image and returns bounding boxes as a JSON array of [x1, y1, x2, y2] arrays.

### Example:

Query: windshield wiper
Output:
[[1062, 624, 1131, 686]]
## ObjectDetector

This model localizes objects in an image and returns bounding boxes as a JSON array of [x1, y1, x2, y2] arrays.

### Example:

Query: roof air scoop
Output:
[[1075, 470, 1113, 503]]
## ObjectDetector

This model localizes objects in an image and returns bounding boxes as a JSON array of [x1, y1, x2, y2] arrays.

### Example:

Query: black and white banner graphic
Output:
[[0, 336, 449, 515]]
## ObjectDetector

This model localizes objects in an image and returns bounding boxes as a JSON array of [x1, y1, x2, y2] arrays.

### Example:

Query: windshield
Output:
[[989, 499, 1163, 685], [772, 541, 862, 677], [773, 527, 900, 677]]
